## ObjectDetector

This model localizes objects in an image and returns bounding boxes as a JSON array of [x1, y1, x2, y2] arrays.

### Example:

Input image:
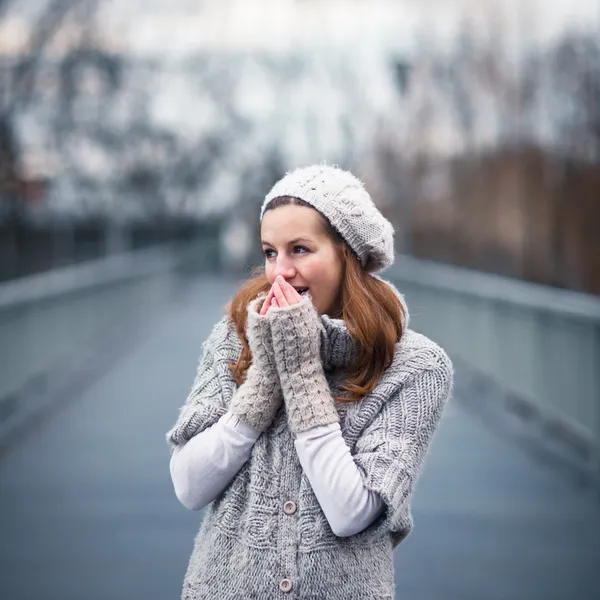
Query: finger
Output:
[[278, 277, 302, 305], [260, 298, 268, 315], [260, 287, 275, 315], [269, 297, 279, 312], [272, 281, 288, 307], [265, 287, 278, 314]]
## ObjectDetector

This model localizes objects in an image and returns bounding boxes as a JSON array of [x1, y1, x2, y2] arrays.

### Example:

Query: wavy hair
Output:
[[226, 196, 406, 402]]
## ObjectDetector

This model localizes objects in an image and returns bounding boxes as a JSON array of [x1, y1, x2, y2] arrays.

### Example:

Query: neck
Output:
[[319, 314, 357, 371]]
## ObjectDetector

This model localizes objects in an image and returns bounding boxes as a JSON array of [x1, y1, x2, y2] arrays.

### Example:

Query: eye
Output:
[[294, 245, 309, 254], [263, 249, 276, 259]]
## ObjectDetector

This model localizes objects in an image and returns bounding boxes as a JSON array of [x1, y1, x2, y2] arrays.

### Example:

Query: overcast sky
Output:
[[1, 0, 599, 56], [99, 0, 600, 55]]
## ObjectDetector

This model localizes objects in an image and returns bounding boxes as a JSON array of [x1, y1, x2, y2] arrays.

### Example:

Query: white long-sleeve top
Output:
[[170, 410, 385, 538]]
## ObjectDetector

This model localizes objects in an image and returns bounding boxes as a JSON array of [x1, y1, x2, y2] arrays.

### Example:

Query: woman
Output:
[[167, 164, 453, 599]]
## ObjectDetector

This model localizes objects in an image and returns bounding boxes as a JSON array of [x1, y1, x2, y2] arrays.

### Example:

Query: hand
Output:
[[266, 282, 337, 434], [259, 275, 303, 315], [228, 295, 283, 432]]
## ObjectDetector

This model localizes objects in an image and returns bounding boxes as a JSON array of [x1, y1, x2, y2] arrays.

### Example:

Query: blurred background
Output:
[[1, 0, 599, 290], [1, 1, 599, 599]]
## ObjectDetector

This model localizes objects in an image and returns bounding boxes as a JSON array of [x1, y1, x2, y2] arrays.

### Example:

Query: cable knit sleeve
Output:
[[352, 345, 453, 548], [228, 297, 282, 431], [166, 318, 239, 449], [269, 295, 339, 433]]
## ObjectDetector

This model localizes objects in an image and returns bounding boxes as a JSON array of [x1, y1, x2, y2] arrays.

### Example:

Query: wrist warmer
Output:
[[269, 296, 339, 433], [229, 296, 282, 432]]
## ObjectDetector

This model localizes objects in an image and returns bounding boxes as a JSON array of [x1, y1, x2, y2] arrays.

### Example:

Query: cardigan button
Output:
[[283, 500, 297, 515], [279, 578, 293, 593]]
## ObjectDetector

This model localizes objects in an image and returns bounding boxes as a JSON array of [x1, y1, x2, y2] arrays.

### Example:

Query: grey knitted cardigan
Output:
[[166, 284, 453, 599]]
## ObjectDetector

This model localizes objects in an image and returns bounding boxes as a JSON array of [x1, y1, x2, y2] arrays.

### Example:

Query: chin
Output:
[[317, 305, 335, 318]]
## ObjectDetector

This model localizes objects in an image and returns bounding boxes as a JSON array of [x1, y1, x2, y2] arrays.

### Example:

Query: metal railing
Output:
[[0, 235, 220, 441], [387, 255, 600, 466], [2, 242, 598, 469]]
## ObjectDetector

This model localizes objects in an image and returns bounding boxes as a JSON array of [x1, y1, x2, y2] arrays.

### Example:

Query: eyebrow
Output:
[[261, 237, 314, 247]]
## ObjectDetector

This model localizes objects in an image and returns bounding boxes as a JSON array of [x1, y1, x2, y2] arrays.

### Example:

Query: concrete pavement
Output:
[[1, 275, 598, 599]]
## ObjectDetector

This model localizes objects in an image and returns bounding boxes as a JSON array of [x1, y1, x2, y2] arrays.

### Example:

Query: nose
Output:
[[272, 253, 296, 280]]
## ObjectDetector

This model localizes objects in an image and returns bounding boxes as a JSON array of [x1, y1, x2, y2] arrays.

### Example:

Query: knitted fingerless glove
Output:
[[269, 295, 339, 434], [229, 296, 282, 432]]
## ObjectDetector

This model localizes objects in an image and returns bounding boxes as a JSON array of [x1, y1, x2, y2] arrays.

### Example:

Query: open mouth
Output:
[[294, 288, 309, 296]]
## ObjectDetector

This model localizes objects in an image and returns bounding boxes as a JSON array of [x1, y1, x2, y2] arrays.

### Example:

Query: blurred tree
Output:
[[447, 19, 476, 151], [0, 0, 99, 279], [0, 0, 95, 198]]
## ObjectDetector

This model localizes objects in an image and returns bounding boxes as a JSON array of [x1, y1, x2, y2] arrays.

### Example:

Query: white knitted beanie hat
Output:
[[260, 164, 395, 273]]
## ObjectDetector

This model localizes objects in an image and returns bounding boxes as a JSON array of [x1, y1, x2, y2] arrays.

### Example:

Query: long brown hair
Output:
[[226, 196, 406, 402]]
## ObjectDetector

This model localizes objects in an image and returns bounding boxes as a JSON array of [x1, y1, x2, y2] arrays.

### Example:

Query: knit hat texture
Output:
[[260, 164, 395, 273]]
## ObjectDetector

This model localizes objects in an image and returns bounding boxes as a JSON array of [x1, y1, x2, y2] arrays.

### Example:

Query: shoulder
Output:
[[396, 329, 452, 372], [377, 329, 453, 391], [365, 331, 453, 428], [202, 316, 243, 359]]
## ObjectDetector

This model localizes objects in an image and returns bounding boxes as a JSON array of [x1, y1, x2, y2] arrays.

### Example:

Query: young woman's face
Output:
[[260, 204, 344, 316]]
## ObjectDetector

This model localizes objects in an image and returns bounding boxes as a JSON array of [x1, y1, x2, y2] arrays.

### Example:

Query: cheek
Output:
[[264, 263, 275, 284], [300, 263, 321, 285], [304, 263, 336, 289]]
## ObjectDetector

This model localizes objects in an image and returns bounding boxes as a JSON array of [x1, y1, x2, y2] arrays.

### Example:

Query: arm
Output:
[[269, 295, 339, 432], [166, 318, 234, 449], [294, 423, 385, 537], [167, 298, 281, 448], [352, 346, 453, 547], [269, 294, 382, 536], [227, 295, 282, 431], [170, 411, 261, 511], [166, 300, 282, 510]]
